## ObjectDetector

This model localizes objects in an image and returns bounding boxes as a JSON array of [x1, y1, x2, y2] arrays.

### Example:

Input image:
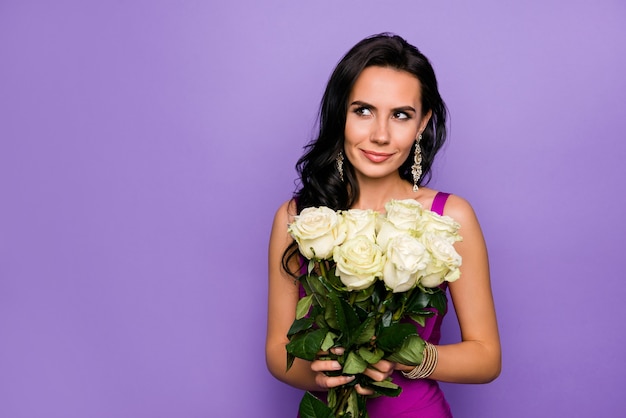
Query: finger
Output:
[[355, 384, 374, 396], [371, 359, 395, 373], [330, 347, 345, 355], [310, 359, 342, 373], [315, 347, 345, 358], [362, 361, 396, 382], [315, 374, 355, 389], [363, 367, 388, 382]]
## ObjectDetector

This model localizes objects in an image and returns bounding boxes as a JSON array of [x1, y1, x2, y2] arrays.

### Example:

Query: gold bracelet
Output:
[[401, 342, 438, 379]]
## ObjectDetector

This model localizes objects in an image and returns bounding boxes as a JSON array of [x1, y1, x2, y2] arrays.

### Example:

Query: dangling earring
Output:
[[412, 135, 422, 192], [336, 151, 344, 182]]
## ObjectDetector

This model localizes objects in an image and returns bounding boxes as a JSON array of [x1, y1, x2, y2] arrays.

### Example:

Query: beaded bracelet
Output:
[[401, 342, 438, 379]]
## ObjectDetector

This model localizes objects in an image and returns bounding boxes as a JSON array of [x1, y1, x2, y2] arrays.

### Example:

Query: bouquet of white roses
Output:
[[286, 199, 462, 418]]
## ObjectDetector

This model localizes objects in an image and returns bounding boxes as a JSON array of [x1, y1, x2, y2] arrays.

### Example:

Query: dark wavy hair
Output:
[[283, 33, 448, 274]]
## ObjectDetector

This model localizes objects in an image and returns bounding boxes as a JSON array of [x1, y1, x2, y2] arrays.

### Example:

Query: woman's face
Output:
[[344, 66, 431, 184]]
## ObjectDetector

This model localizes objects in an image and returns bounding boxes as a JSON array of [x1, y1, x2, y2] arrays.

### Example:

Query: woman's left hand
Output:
[[355, 359, 396, 395]]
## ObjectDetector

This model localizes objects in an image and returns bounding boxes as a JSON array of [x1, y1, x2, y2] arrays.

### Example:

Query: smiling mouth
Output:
[[361, 150, 394, 163]]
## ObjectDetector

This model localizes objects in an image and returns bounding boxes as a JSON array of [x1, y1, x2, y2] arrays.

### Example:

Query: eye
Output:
[[393, 111, 411, 120], [354, 106, 372, 116]]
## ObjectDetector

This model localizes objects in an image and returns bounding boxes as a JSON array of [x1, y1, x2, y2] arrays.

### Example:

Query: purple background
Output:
[[1, 1, 625, 417]]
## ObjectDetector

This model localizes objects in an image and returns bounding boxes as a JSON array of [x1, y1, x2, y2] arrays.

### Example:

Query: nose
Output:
[[370, 117, 389, 144]]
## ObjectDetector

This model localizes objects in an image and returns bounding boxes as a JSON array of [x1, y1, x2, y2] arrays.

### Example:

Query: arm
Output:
[[265, 200, 357, 391], [397, 194, 501, 383]]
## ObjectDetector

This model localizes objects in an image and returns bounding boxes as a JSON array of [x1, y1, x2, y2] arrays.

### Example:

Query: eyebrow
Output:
[[349, 100, 416, 114]]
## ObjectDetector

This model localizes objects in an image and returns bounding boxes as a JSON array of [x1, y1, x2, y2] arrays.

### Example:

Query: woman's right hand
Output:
[[310, 347, 356, 389]]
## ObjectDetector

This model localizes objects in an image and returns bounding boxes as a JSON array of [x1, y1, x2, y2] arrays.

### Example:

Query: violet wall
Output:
[[1, 1, 625, 417]]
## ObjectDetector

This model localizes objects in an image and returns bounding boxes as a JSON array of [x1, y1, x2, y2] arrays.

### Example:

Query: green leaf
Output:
[[385, 292, 404, 312], [341, 296, 362, 331], [358, 346, 384, 364], [327, 389, 337, 410], [324, 298, 339, 329], [329, 293, 361, 345], [296, 295, 314, 320], [370, 379, 399, 389], [287, 317, 314, 337], [374, 280, 388, 300], [310, 274, 332, 294], [430, 291, 447, 316], [302, 275, 329, 312], [346, 389, 359, 418], [286, 328, 327, 361], [381, 310, 393, 328], [325, 266, 347, 291], [286, 352, 295, 371], [353, 316, 376, 345], [299, 274, 313, 294], [354, 285, 375, 302], [298, 392, 333, 418], [409, 309, 435, 317], [370, 379, 402, 397], [320, 331, 337, 352], [343, 351, 368, 374], [314, 312, 329, 329], [408, 314, 426, 327], [328, 294, 348, 333], [376, 323, 416, 352], [353, 303, 370, 321], [385, 334, 425, 366], [405, 290, 430, 312]]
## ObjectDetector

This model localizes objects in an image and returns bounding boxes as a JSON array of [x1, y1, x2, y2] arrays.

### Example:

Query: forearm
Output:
[[266, 343, 323, 392], [396, 340, 501, 384]]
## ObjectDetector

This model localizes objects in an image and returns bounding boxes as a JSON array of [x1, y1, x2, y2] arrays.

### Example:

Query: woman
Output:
[[266, 33, 501, 417]]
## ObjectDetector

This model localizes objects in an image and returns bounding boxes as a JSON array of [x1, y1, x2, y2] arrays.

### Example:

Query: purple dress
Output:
[[300, 192, 454, 417]]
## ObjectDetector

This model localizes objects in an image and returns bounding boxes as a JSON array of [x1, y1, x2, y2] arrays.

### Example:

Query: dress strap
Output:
[[430, 192, 451, 216]]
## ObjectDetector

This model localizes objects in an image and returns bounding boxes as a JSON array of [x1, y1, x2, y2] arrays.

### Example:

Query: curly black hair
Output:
[[283, 33, 448, 275]]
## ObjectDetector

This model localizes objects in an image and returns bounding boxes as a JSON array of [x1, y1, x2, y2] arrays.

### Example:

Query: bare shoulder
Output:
[[419, 188, 478, 226], [441, 194, 480, 227], [272, 199, 297, 229], [268, 199, 300, 291], [270, 199, 298, 252]]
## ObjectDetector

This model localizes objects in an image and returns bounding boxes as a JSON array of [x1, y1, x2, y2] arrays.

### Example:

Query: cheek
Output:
[[398, 138, 417, 160], [344, 118, 369, 144], [397, 148, 412, 165], [396, 127, 418, 148], [344, 126, 358, 144]]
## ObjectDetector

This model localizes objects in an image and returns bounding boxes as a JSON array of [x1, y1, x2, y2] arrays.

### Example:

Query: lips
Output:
[[361, 149, 394, 163]]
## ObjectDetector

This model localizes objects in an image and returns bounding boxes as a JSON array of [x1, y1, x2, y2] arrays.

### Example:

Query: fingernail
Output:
[[346, 375, 355, 381], [332, 362, 342, 370]]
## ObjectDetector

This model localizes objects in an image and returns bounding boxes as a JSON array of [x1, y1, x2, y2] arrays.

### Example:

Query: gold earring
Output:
[[412, 135, 422, 192], [336, 151, 344, 182]]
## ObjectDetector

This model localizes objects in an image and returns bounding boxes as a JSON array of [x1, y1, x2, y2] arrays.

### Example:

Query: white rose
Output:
[[420, 233, 462, 287], [342, 209, 378, 241], [385, 199, 423, 229], [333, 236, 384, 291], [377, 199, 423, 249], [376, 220, 402, 251], [288, 206, 346, 260], [416, 210, 462, 243], [382, 234, 431, 293]]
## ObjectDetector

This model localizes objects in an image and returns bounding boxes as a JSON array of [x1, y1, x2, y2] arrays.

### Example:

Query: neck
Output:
[[352, 175, 415, 212]]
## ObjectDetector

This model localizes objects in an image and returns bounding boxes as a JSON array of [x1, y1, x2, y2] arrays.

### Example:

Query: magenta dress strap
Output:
[[430, 192, 450, 216]]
